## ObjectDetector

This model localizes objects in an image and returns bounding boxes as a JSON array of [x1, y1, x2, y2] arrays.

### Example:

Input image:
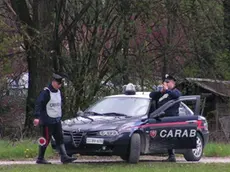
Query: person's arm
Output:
[[149, 91, 162, 100], [165, 89, 181, 99], [34, 89, 50, 119], [60, 90, 64, 119]]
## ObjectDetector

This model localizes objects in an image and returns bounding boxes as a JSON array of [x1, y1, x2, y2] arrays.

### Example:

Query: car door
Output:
[[145, 96, 200, 152]]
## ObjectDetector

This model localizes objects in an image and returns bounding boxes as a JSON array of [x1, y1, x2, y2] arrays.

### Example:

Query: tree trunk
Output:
[[24, 48, 53, 136], [162, 52, 168, 79], [10, 0, 56, 136], [224, 0, 230, 51]]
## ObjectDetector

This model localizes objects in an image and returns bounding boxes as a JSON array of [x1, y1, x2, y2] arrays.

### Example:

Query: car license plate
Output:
[[86, 138, 104, 144]]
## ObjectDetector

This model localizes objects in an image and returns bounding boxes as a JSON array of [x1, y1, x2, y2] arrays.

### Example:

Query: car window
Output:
[[85, 97, 150, 116], [179, 104, 187, 116], [155, 100, 195, 117], [179, 103, 194, 116]]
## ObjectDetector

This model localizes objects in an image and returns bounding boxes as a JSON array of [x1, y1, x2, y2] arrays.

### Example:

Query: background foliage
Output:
[[0, 0, 228, 138]]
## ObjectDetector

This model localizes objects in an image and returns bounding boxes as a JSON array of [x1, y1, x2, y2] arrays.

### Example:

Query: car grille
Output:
[[71, 131, 84, 147], [63, 130, 84, 147]]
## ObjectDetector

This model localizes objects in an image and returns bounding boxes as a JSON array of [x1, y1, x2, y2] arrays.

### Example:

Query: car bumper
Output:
[[51, 132, 130, 156], [202, 130, 209, 146]]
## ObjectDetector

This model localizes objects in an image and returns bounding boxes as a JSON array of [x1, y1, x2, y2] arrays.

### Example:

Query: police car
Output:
[[51, 84, 209, 163]]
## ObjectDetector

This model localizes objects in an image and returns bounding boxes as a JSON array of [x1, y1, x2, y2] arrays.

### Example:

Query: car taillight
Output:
[[197, 120, 208, 130], [196, 120, 202, 129]]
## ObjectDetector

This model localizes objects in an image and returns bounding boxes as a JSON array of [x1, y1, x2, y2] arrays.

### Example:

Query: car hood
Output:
[[62, 115, 145, 132]]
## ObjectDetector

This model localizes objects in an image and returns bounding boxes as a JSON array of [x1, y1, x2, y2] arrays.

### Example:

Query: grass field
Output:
[[1, 163, 230, 172], [0, 139, 230, 160], [203, 142, 230, 157], [0, 140, 57, 160]]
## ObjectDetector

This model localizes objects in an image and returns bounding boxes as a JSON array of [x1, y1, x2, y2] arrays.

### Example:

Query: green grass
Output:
[[0, 139, 230, 160], [204, 142, 230, 157], [1, 163, 230, 172], [0, 140, 56, 160]]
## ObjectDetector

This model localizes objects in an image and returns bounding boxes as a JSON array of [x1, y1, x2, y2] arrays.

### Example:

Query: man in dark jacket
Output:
[[33, 73, 76, 164], [149, 74, 182, 162]]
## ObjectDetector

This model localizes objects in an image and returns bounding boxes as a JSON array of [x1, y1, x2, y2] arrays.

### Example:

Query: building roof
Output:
[[181, 78, 230, 97]]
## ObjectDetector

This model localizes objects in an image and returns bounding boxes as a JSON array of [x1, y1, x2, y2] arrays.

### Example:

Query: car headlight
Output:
[[99, 130, 119, 136]]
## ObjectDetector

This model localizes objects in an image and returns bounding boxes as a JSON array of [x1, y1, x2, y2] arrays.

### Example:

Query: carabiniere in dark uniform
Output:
[[34, 73, 76, 164], [149, 74, 182, 162]]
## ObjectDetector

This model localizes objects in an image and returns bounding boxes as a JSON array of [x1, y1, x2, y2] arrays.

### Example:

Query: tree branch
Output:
[[3, 0, 16, 16], [10, 0, 33, 27], [58, 2, 91, 41]]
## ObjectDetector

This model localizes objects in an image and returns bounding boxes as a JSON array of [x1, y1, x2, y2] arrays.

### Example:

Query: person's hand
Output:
[[162, 82, 168, 92], [156, 85, 163, 92], [33, 119, 40, 126]]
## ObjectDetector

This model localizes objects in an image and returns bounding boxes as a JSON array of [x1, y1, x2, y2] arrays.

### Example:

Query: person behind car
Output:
[[149, 74, 182, 162], [33, 73, 77, 164]]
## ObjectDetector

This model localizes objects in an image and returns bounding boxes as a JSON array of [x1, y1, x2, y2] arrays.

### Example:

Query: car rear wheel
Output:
[[183, 133, 203, 161], [127, 133, 141, 164]]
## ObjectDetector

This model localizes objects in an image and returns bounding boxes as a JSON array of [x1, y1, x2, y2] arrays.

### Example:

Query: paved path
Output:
[[1, 156, 230, 165]]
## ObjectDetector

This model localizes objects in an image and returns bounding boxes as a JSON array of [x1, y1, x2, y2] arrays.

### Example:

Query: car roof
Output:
[[105, 92, 200, 100], [105, 92, 151, 99]]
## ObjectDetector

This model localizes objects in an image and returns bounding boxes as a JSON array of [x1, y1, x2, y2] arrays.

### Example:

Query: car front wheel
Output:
[[127, 133, 141, 164], [183, 133, 204, 161]]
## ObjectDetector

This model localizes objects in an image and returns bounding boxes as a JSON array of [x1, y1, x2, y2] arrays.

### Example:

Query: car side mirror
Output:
[[76, 110, 84, 117]]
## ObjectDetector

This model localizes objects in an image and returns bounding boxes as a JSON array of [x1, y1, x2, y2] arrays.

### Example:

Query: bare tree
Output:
[[6, 0, 90, 134]]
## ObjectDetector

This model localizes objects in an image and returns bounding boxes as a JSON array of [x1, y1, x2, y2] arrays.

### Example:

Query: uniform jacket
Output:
[[34, 84, 63, 125], [149, 88, 182, 116]]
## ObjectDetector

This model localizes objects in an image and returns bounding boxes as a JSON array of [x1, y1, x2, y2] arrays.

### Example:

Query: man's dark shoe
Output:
[[36, 159, 52, 164], [61, 156, 77, 164], [162, 156, 176, 162], [58, 144, 77, 164], [36, 146, 51, 164], [162, 149, 176, 162]]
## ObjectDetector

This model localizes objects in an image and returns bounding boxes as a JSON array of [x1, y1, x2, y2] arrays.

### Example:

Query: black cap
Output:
[[52, 73, 64, 84], [163, 74, 176, 82]]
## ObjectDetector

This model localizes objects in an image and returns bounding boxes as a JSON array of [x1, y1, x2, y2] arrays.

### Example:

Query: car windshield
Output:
[[85, 97, 150, 117]]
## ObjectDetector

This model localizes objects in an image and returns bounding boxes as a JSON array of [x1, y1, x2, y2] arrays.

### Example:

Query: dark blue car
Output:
[[51, 88, 209, 164]]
